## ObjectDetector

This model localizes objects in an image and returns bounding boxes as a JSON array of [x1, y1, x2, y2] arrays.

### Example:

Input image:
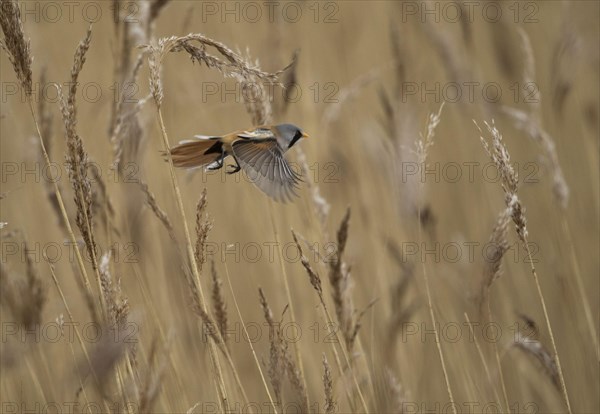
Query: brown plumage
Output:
[[169, 138, 223, 168]]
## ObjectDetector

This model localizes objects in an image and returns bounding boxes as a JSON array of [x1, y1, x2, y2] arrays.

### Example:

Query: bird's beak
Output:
[[302, 132, 309, 138]]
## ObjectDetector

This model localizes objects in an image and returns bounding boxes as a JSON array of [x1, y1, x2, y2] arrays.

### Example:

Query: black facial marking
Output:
[[288, 130, 303, 148]]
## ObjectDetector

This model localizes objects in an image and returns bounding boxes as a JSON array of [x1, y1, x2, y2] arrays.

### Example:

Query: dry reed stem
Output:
[[326, 208, 375, 357], [59, 27, 97, 267], [522, 238, 572, 412], [505, 28, 598, 360], [259, 287, 283, 405], [322, 354, 336, 414], [194, 189, 212, 272], [149, 110, 262, 414], [258, 287, 307, 412], [477, 120, 572, 414], [487, 300, 509, 411], [464, 313, 504, 409], [0, 3, 99, 322], [55, 314, 92, 407], [131, 264, 188, 406], [291, 231, 323, 299], [267, 205, 310, 410], [35, 68, 65, 231], [477, 208, 512, 410], [190, 299, 225, 353], [291, 229, 368, 412], [45, 260, 111, 412], [110, 57, 145, 169], [279, 323, 306, 408], [417, 177, 457, 414], [37, 67, 53, 150], [57, 26, 109, 321], [139, 181, 178, 245], [478, 208, 511, 314], [477, 122, 527, 241], [222, 275, 277, 413], [152, 106, 228, 410], [143, 33, 292, 112], [328, 208, 355, 351], [138, 337, 170, 413], [30, 339, 59, 402], [210, 260, 228, 344], [415, 104, 457, 414], [291, 231, 354, 409], [90, 164, 118, 241], [189, 196, 253, 409]]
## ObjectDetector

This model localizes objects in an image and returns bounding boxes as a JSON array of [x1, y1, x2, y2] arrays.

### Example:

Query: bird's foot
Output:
[[227, 164, 241, 175]]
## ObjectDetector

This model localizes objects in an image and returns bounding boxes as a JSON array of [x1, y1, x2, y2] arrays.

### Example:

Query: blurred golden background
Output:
[[1, 1, 598, 413]]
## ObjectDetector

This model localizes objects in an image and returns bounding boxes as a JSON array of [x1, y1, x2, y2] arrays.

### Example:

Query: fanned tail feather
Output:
[[167, 138, 223, 168]]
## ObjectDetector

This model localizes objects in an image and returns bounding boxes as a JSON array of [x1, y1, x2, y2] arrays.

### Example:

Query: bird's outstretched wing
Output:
[[232, 139, 302, 202]]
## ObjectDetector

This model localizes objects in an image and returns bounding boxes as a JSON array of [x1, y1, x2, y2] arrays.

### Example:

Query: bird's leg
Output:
[[206, 157, 223, 170], [207, 147, 227, 171], [227, 156, 241, 174]]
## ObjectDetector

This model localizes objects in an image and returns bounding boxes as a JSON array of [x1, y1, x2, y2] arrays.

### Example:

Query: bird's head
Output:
[[274, 123, 309, 149]]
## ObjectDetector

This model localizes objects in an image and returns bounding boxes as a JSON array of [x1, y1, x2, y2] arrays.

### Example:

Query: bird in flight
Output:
[[168, 124, 309, 202]]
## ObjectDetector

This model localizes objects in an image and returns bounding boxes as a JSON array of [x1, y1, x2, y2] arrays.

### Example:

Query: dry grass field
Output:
[[1, 1, 599, 413]]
